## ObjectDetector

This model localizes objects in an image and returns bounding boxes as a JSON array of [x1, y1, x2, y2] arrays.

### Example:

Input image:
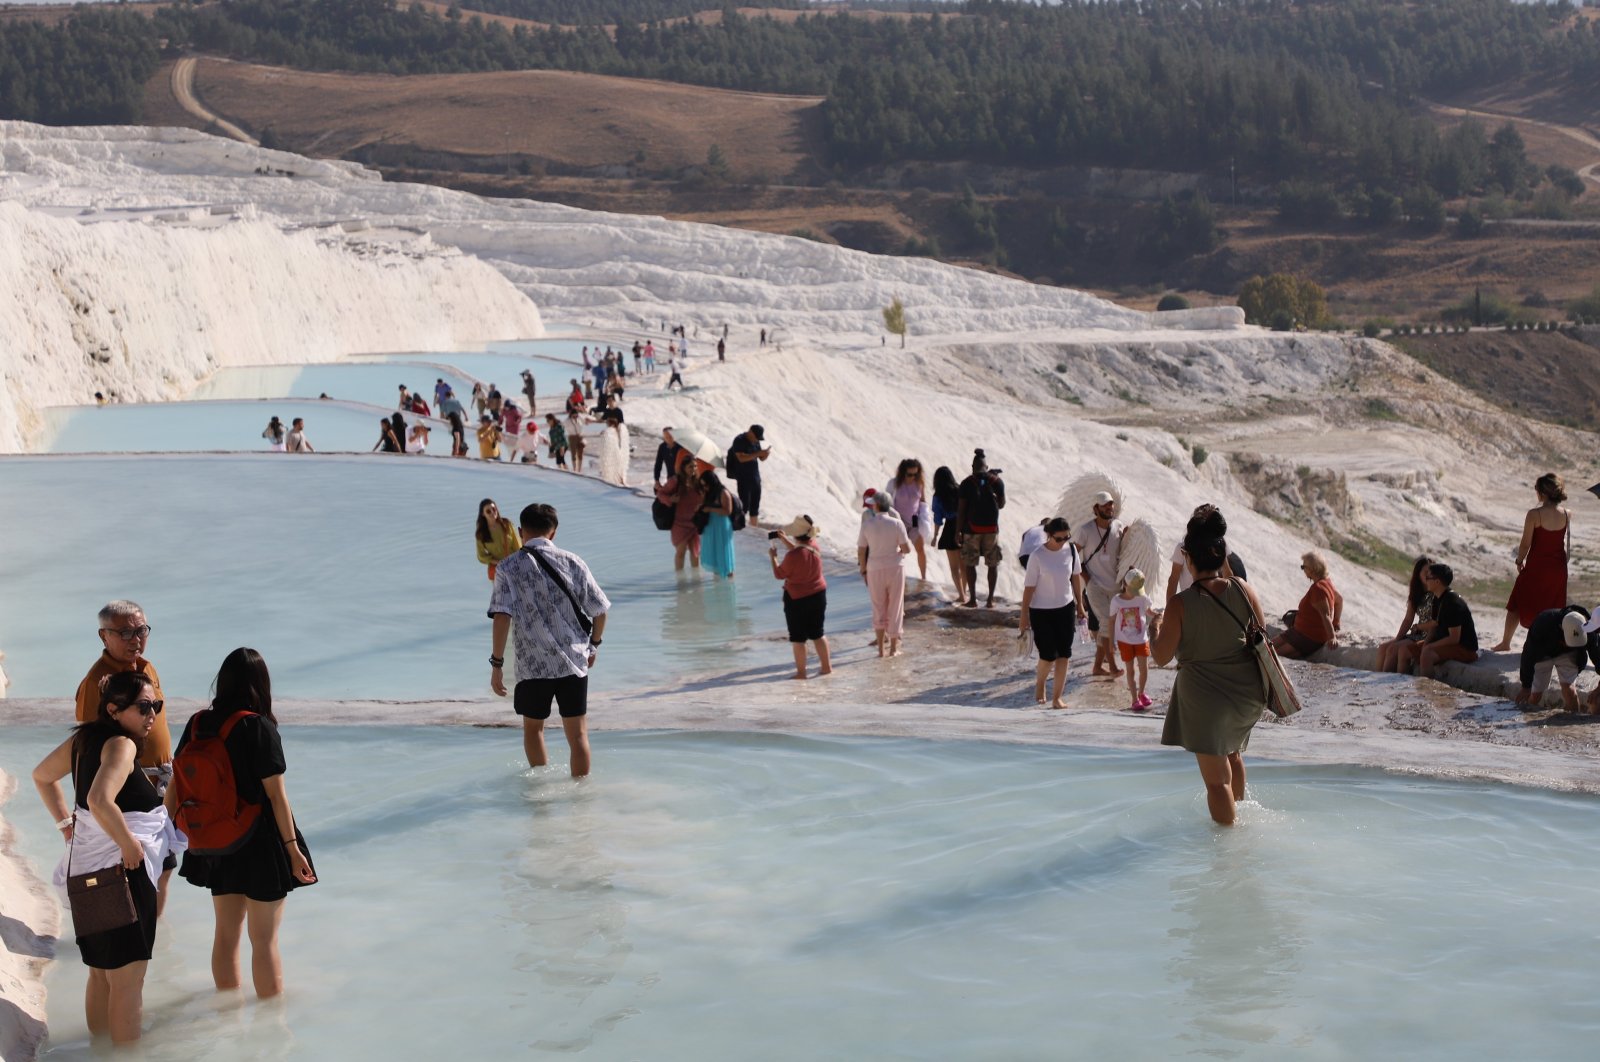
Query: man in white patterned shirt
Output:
[[488, 503, 611, 776]]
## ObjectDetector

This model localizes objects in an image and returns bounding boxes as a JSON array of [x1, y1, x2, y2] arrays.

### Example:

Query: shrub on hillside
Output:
[[1156, 294, 1191, 312], [1276, 181, 1342, 227], [1362, 320, 1383, 338], [1405, 189, 1447, 232], [1237, 273, 1328, 330], [1570, 286, 1600, 321]]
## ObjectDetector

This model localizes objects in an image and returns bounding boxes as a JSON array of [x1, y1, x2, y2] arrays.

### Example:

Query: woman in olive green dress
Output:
[[1152, 505, 1269, 826]]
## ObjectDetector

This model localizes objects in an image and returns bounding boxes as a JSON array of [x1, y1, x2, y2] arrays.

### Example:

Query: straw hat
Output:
[[782, 515, 820, 539]]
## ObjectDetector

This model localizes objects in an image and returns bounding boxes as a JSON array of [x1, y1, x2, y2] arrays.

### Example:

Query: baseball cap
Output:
[[1562, 611, 1589, 647], [1092, 491, 1115, 506], [862, 488, 878, 507], [751, 425, 766, 439]]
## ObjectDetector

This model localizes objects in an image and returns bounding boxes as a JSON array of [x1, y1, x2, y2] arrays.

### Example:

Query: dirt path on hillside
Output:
[[1424, 96, 1600, 187], [171, 57, 259, 147]]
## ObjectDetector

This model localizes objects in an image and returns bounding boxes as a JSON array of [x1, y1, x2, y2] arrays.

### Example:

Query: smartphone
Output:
[[767, 530, 781, 540]]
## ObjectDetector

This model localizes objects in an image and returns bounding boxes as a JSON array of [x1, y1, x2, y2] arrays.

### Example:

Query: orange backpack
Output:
[[172, 710, 262, 855]]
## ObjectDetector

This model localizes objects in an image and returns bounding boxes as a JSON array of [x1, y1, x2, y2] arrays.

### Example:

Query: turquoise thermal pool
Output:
[[34, 399, 453, 454], [0, 455, 871, 699], [0, 729, 1596, 1059], [185, 363, 477, 407]]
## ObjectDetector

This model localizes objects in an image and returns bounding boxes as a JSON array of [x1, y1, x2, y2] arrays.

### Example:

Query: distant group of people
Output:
[[31, 602, 315, 1044], [261, 415, 313, 453]]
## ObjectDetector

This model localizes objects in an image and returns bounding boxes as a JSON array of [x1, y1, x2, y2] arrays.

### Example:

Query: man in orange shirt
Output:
[[74, 599, 175, 910]]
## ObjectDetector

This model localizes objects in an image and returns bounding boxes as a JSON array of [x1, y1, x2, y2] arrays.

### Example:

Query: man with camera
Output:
[[956, 449, 1006, 608]]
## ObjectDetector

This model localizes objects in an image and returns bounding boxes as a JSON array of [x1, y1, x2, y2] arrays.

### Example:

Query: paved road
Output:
[[171, 57, 260, 147]]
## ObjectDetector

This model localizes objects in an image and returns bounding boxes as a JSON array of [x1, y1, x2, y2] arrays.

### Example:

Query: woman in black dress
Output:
[[33, 671, 181, 1044], [172, 648, 316, 998]]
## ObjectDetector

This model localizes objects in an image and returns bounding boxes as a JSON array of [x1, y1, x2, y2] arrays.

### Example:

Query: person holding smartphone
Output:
[[768, 516, 832, 680]]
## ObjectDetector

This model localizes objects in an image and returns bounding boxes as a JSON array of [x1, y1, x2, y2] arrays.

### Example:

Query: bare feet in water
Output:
[[1049, 700, 1068, 709]]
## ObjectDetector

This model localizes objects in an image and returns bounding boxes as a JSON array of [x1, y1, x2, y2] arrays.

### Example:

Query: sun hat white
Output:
[[1123, 567, 1146, 595], [782, 515, 820, 539], [1561, 611, 1589, 647]]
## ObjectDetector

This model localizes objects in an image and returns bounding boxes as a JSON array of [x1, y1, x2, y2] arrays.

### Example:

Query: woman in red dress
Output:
[[1492, 473, 1572, 651]]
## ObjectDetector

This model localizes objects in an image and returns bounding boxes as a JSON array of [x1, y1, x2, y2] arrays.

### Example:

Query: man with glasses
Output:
[[74, 599, 176, 911]]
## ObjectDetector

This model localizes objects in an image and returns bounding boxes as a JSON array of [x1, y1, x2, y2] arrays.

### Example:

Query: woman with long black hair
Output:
[[171, 648, 316, 998]]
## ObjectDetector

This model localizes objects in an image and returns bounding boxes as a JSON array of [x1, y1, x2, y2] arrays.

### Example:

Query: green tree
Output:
[[1237, 273, 1328, 330], [883, 297, 907, 349]]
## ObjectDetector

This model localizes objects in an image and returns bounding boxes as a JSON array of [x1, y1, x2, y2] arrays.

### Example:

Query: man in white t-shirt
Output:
[[1019, 518, 1087, 709], [1073, 491, 1125, 677]]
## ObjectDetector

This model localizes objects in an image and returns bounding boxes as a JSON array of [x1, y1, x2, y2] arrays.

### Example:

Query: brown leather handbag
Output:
[[65, 752, 139, 938]]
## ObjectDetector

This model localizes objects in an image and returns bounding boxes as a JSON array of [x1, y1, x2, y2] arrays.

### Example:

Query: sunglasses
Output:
[[1051, 535, 1071, 543], [123, 699, 163, 717], [103, 625, 152, 642]]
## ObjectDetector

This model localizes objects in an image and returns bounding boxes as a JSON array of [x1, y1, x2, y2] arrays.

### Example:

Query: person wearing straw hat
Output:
[[769, 516, 832, 679], [1513, 605, 1600, 713], [1075, 490, 1126, 677]]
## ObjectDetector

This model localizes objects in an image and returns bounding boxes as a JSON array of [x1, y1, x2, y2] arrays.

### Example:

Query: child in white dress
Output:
[[1109, 568, 1156, 711]]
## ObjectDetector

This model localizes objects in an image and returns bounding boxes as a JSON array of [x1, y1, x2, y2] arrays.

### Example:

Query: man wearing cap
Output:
[[728, 425, 771, 526], [1514, 605, 1600, 713], [1075, 491, 1126, 677], [519, 369, 537, 416]]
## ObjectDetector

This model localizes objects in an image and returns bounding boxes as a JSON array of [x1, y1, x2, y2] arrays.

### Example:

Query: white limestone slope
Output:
[[3, 122, 1176, 337], [0, 191, 543, 452]]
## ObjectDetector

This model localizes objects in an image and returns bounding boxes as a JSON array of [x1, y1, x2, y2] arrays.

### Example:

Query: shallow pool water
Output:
[[34, 399, 452, 455], [184, 363, 476, 410], [354, 350, 585, 398], [0, 455, 870, 699], [1, 728, 1596, 1059]]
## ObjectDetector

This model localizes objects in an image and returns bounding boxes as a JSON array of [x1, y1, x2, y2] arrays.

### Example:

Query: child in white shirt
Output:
[[517, 420, 541, 464], [1109, 568, 1155, 711]]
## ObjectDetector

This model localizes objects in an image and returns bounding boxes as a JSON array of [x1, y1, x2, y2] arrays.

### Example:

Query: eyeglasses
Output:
[[102, 625, 152, 642], [125, 699, 163, 717], [1051, 535, 1071, 543]]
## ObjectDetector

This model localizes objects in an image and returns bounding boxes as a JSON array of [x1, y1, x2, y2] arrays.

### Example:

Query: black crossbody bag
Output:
[[526, 547, 594, 636]]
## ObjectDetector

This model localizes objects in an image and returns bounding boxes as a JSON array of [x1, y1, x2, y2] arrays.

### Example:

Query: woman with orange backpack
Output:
[[168, 648, 316, 998]]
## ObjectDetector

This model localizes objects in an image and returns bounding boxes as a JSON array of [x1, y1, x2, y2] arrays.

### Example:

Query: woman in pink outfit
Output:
[[885, 458, 931, 581], [857, 492, 912, 656]]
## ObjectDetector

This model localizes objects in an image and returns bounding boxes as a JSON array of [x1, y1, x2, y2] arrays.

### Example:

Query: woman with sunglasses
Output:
[[171, 648, 317, 998], [1018, 518, 1087, 708], [33, 671, 185, 1044]]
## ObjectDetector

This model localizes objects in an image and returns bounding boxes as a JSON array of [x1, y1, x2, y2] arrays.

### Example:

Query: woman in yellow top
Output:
[[475, 499, 521, 582]]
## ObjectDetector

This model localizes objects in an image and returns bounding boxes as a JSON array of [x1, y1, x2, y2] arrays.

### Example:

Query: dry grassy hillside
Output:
[[168, 57, 819, 179]]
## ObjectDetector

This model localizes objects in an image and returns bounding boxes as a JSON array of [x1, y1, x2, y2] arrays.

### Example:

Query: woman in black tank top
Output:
[[32, 670, 173, 1044]]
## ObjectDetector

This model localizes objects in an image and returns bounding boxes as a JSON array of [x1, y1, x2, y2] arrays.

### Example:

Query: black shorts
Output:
[[784, 589, 827, 643], [78, 860, 157, 970], [514, 675, 588, 719], [1030, 605, 1077, 662]]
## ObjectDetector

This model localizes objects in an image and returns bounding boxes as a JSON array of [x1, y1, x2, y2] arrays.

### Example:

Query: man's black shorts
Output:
[[514, 675, 588, 719]]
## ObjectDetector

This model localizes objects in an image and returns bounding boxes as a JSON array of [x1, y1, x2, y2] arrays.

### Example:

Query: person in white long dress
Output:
[[595, 410, 629, 486]]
